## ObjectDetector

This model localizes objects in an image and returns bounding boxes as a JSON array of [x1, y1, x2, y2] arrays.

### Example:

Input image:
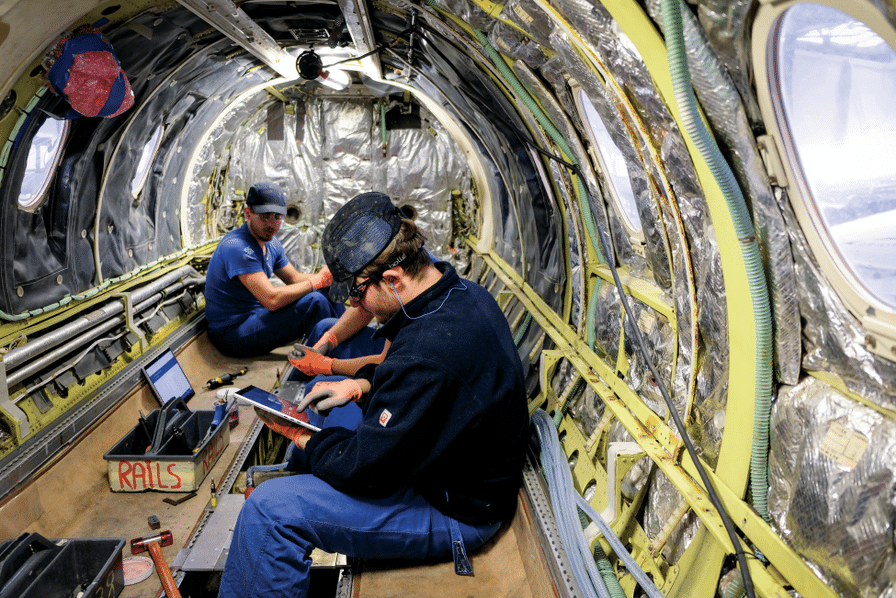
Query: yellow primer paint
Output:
[[588, 0, 757, 493], [477, 248, 835, 598]]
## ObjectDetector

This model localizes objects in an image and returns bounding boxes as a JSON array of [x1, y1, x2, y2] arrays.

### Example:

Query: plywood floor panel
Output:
[[0, 333, 289, 598], [353, 494, 557, 598]]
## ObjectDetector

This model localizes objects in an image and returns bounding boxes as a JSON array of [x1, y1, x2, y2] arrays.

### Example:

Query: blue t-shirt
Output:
[[204, 224, 289, 331]]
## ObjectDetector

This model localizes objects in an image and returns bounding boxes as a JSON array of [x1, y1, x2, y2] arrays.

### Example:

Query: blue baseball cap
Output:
[[246, 182, 287, 215]]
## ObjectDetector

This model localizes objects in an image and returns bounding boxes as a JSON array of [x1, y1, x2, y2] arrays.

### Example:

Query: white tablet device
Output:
[[234, 385, 321, 433]]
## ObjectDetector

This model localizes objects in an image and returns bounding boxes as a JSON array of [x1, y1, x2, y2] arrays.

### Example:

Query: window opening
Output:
[[131, 125, 164, 198], [18, 116, 68, 211], [575, 88, 643, 240], [773, 3, 896, 307]]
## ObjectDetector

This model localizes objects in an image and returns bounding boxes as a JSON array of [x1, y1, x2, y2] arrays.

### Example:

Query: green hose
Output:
[[575, 506, 626, 598], [660, 0, 773, 523], [553, 376, 585, 426], [593, 539, 627, 598], [472, 28, 604, 349], [514, 312, 533, 346]]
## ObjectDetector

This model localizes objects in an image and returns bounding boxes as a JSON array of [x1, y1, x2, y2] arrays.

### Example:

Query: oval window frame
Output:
[[130, 124, 164, 199], [17, 114, 69, 212], [572, 83, 645, 245], [753, 0, 896, 360]]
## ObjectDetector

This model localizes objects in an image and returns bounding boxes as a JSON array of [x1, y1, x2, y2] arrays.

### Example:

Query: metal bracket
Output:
[[0, 358, 30, 439], [600, 441, 646, 524], [176, 0, 298, 79], [757, 134, 789, 188], [115, 291, 147, 351], [336, 0, 382, 78]]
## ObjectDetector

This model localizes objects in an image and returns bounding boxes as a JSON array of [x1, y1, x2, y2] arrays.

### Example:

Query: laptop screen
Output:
[[142, 349, 194, 405]]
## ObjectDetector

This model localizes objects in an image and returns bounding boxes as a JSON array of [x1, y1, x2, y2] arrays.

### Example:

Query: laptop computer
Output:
[[142, 349, 195, 406]]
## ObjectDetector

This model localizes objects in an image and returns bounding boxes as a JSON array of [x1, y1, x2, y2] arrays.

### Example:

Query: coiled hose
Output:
[[662, 0, 773, 595], [660, 0, 772, 523], [533, 409, 665, 598]]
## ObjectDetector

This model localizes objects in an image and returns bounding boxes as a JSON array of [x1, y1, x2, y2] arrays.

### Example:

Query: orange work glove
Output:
[[309, 266, 332, 291], [296, 379, 364, 415], [312, 330, 339, 356], [254, 407, 313, 447], [288, 345, 334, 376]]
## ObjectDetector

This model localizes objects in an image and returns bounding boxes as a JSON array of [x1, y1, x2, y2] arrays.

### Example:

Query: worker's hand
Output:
[[288, 345, 334, 376], [297, 379, 364, 415], [309, 266, 332, 291], [254, 407, 313, 448], [312, 330, 339, 356]]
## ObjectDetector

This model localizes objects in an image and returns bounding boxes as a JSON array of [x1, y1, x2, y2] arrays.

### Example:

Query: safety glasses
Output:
[[253, 212, 283, 222], [348, 277, 375, 301]]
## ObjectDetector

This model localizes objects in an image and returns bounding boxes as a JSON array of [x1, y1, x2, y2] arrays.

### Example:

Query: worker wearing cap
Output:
[[217, 192, 529, 598], [204, 182, 341, 357]]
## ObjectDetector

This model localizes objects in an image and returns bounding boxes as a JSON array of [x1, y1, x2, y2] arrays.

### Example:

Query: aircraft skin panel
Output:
[[0, 1, 896, 598]]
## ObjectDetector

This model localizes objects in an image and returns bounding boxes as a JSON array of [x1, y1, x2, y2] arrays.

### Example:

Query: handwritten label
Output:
[[108, 424, 228, 492], [821, 421, 868, 470], [116, 461, 183, 491], [92, 560, 121, 598]]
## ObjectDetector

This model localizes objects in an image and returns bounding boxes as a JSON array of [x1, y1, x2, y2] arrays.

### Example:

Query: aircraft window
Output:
[[575, 88, 643, 239], [131, 125, 164, 198], [772, 3, 896, 308], [18, 116, 68, 211]]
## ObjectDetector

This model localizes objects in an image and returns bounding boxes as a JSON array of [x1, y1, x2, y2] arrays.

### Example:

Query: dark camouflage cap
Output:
[[322, 192, 403, 302]]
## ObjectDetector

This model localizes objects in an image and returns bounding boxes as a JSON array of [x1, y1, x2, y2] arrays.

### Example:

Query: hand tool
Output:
[[197, 398, 228, 448], [204, 367, 248, 389], [130, 530, 182, 598], [163, 491, 197, 506]]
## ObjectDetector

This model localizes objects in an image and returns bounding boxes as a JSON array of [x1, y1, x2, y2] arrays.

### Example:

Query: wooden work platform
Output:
[[0, 333, 288, 598], [0, 332, 562, 598], [352, 491, 559, 598]]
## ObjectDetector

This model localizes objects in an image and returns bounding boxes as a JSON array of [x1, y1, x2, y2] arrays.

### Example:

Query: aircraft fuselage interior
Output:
[[0, 0, 895, 597]]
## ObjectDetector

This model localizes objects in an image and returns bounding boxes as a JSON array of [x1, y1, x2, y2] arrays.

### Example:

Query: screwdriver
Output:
[[205, 367, 249, 389]]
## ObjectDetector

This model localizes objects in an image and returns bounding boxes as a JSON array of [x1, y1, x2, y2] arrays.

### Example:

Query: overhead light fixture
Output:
[[316, 68, 351, 91], [297, 49, 350, 90], [297, 50, 323, 80]]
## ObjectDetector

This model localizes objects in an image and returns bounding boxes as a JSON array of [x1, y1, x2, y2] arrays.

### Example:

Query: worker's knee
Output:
[[306, 317, 339, 346], [305, 290, 336, 315], [292, 292, 339, 331], [243, 474, 317, 522]]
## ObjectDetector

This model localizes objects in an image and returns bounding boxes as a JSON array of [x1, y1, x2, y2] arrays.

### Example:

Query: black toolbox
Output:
[[0, 533, 125, 598]]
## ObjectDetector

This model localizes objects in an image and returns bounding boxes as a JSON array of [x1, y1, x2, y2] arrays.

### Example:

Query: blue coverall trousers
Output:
[[216, 474, 501, 598], [209, 291, 342, 358], [217, 317, 501, 597]]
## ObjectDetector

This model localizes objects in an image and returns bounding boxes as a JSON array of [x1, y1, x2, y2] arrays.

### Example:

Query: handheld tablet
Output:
[[234, 385, 321, 433]]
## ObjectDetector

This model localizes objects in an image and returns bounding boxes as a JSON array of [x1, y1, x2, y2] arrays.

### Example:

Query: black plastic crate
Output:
[[104, 400, 229, 492], [0, 534, 125, 598]]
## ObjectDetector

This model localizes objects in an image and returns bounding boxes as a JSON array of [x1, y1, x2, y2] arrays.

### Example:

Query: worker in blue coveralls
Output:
[[204, 182, 342, 357], [287, 220, 440, 431], [217, 191, 530, 598]]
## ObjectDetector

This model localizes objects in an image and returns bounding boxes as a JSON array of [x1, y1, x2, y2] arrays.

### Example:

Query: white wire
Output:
[[533, 410, 610, 598], [534, 409, 665, 598], [575, 493, 665, 598]]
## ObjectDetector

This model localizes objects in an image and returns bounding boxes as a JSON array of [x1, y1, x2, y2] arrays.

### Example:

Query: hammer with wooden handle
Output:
[[130, 530, 182, 598]]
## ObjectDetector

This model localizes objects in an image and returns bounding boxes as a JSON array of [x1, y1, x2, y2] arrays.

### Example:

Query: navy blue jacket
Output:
[[304, 263, 528, 525]]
